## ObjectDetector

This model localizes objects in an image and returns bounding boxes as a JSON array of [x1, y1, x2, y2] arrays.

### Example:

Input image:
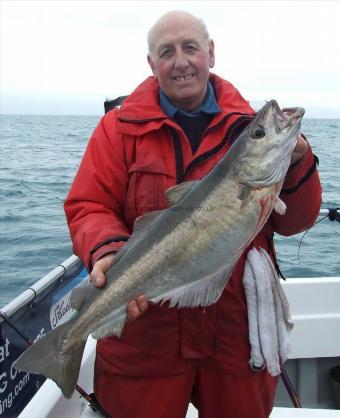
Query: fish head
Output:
[[237, 100, 305, 188]]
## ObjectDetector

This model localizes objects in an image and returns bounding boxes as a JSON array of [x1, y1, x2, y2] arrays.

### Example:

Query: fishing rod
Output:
[[0, 311, 112, 418], [280, 207, 340, 408], [318, 207, 340, 221], [298, 207, 340, 264], [280, 207, 339, 408], [280, 365, 302, 408]]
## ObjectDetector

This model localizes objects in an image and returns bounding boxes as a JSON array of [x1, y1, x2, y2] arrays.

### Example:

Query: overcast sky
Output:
[[1, 0, 340, 117]]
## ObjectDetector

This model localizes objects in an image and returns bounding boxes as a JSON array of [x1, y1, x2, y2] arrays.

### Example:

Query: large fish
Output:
[[14, 100, 304, 398]]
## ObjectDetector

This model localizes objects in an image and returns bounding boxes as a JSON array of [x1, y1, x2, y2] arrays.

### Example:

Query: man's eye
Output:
[[185, 45, 196, 52], [160, 50, 172, 58]]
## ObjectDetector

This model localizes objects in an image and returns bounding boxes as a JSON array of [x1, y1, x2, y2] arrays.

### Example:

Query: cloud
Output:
[[1, 1, 340, 117]]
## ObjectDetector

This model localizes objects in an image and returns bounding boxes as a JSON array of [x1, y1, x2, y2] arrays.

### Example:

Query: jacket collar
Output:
[[116, 74, 254, 135], [159, 80, 221, 118]]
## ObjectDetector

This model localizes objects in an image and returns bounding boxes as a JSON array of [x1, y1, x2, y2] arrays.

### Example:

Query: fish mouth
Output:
[[243, 100, 305, 188], [270, 100, 305, 133], [253, 100, 304, 135]]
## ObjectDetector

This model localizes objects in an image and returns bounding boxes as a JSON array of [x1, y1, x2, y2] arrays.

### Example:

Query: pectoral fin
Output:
[[274, 198, 286, 215], [238, 185, 254, 208], [165, 181, 198, 206]]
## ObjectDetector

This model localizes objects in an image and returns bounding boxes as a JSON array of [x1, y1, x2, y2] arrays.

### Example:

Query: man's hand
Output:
[[126, 294, 149, 323], [90, 253, 149, 323], [90, 253, 116, 287], [291, 133, 308, 164]]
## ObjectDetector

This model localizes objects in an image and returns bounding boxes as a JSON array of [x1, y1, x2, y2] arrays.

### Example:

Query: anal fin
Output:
[[152, 264, 232, 309], [91, 311, 127, 339]]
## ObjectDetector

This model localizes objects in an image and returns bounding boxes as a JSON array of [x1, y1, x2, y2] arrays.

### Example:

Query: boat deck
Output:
[[269, 408, 340, 418], [19, 376, 340, 418], [17, 277, 340, 418], [78, 404, 340, 418]]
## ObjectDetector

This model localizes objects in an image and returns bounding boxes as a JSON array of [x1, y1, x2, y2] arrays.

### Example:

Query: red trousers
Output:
[[94, 359, 278, 418]]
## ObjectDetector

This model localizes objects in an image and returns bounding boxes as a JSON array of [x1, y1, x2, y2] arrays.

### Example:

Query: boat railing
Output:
[[1, 208, 338, 319], [0, 255, 82, 319], [0, 207, 338, 418]]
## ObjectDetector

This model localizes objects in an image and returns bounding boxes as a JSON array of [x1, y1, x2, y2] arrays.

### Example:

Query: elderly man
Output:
[[64, 10, 321, 418]]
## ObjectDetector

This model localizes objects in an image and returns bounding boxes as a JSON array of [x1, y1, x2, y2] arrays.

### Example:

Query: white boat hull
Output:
[[17, 277, 340, 417]]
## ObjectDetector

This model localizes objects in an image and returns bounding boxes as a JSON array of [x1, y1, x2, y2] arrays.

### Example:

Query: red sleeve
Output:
[[64, 111, 131, 270], [271, 137, 322, 236]]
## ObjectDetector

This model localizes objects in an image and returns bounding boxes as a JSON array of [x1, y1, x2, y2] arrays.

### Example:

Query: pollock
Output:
[[14, 100, 304, 398]]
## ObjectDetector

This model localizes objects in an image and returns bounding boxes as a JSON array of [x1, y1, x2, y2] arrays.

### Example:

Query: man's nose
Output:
[[173, 50, 189, 70]]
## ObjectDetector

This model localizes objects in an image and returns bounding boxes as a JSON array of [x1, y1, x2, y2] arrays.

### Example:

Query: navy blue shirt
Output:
[[159, 81, 221, 154], [159, 80, 221, 118]]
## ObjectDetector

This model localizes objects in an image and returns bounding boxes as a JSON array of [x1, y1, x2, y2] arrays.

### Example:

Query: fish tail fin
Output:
[[14, 321, 86, 398]]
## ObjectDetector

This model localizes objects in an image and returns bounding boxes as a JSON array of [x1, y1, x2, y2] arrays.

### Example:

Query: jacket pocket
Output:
[[124, 153, 175, 223]]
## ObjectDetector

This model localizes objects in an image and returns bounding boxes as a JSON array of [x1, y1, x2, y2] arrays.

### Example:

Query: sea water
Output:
[[0, 115, 339, 307]]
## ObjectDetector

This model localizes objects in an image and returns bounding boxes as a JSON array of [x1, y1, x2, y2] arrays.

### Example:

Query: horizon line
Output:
[[1, 113, 339, 120]]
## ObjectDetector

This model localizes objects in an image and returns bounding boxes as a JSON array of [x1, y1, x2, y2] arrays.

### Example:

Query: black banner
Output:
[[0, 260, 87, 418]]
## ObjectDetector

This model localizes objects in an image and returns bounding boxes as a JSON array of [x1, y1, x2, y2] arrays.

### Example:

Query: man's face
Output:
[[147, 18, 215, 112]]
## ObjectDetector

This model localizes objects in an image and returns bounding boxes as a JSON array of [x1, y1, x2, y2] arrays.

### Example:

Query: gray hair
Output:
[[147, 12, 210, 55]]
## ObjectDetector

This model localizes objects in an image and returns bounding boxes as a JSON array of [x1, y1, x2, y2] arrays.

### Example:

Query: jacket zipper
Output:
[[184, 115, 253, 179]]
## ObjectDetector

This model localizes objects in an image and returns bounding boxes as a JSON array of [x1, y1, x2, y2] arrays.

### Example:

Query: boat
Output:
[[0, 208, 339, 418]]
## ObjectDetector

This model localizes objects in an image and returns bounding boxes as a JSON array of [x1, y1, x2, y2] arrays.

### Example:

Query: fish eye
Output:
[[251, 126, 266, 139]]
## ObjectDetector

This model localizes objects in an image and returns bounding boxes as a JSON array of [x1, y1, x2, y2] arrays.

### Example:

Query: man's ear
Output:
[[208, 40, 215, 68], [147, 55, 157, 77]]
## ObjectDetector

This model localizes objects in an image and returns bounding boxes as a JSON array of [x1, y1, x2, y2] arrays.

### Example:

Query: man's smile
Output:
[[172, 73, 195, 81]]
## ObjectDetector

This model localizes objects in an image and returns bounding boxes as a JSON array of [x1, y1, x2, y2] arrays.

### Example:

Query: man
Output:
[[64, 10, 322, 418]]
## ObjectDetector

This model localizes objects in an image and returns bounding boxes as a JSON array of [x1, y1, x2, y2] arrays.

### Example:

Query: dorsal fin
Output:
[[114, 210, 163, 262], [133, 210, 163, 235], [238, 185, 251, 201], [165, 181, 198, 206], [238, 185, 254, 208]]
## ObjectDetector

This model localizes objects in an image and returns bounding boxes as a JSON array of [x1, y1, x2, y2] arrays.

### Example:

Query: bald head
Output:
[[146, 10, 215, 112], [147, 11, 210, 55]]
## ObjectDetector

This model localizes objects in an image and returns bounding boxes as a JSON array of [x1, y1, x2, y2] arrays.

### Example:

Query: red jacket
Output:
[[64, 74, 322, 377]]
